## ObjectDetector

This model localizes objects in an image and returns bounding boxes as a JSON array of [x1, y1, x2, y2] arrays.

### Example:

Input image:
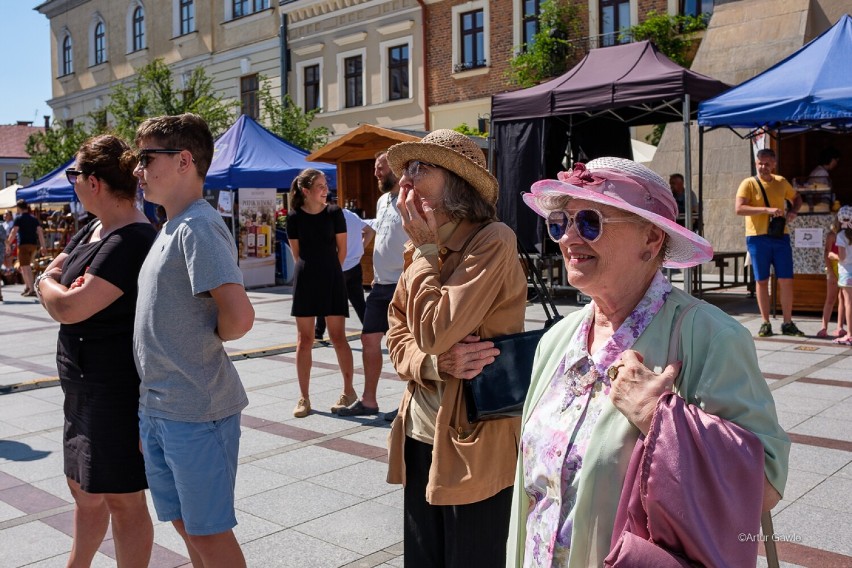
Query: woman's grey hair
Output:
[[439, 169, 497, 223]]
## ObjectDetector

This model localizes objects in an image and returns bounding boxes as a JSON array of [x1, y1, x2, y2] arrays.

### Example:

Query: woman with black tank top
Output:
[[36, 135, 156, 567]]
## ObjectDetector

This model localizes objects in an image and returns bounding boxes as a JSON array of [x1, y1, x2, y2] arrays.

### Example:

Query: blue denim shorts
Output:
[[139, 412, 241, 535], [746, 235, 794, 281]]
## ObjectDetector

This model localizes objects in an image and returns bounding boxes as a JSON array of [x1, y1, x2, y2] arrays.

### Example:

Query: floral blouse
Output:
[[521, 271, 671, 567]]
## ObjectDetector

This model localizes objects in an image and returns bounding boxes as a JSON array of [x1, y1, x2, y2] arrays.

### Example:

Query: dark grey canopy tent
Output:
[[491, 40, 729, 253]]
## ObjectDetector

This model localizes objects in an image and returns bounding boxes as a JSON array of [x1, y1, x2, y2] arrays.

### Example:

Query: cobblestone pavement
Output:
[[0, 281, 850, 567]]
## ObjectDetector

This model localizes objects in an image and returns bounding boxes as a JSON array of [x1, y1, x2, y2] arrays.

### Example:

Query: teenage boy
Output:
[[132, 114, 254, 568]]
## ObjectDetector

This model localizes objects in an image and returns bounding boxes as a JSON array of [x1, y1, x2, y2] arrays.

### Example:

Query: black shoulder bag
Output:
[[755, 177, 786, 238], [463, 240, 563, 422]]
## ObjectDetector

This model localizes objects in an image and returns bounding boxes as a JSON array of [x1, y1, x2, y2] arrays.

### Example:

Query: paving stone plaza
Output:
[[0, 282, 850, 567]]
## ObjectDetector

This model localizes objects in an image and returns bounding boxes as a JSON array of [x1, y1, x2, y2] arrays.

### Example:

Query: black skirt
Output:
[[290, 258, 349, 318], [58, 332, 147, 494]]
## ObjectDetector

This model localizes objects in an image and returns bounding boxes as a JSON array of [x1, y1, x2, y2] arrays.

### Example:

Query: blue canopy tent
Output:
[[205, 114, 336, 190], [17, 158, 77, 204], [699, 14, 852, 134]]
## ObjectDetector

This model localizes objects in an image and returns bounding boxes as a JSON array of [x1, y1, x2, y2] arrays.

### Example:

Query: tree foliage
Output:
[[257, 77, 329, 151], [22, 120, 92, 179], [509, 0, 583, 88], [624, 11, 708, 67], [453, 123, 487, 138], [106, 59, 237, 142]]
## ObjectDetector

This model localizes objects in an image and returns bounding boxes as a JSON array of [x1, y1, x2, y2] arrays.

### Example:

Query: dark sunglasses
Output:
[[403, 160, 438, 180], [65, 168, 92, 185], [546, 208, 639, 243], [137, 148, 185, 168]]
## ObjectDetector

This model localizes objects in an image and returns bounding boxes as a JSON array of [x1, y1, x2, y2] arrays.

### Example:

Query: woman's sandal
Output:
[[816, 328, 828, 338]]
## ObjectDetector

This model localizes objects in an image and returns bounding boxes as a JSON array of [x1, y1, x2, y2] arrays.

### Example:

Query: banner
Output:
[[238, 188, 276, 288]]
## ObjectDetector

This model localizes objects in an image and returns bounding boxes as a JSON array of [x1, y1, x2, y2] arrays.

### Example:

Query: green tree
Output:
[[624, 11, 707, 67], [453, 123, 487, 138], [22, 120, 93, 179], [257, 77, 329, 151], [509, 0, 583, 88], [106, 59, 237, 142]]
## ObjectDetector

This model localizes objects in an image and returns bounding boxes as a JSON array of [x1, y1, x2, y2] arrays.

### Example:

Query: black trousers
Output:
[[315, 263, 366, 336], [403, 436, 513, 568]]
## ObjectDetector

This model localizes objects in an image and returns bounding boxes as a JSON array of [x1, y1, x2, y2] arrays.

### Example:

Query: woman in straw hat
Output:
[[505, 158, 790, 566], [384, 129, 527, 567]]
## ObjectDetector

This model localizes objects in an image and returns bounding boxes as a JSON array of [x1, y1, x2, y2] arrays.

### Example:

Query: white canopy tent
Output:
[[0, 185, 22, 209]]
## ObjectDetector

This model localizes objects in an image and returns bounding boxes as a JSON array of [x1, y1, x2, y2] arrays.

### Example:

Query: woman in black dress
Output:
[[287, 169, 355, 417], [36, 135, 156, 567]]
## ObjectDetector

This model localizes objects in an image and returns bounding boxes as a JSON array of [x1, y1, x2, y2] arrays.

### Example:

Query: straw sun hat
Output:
[[523, 157, 714, 268], [387, 129, 498, 205]]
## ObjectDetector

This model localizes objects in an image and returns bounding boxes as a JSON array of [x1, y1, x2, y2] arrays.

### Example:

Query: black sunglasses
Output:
[[137, 148, 185, 168], [546, 208, 639, 243], [65, 168, 92, 185]]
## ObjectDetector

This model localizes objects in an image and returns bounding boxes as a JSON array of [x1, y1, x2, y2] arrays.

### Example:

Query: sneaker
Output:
[[293, 397, 311, 418], [330, 392, 357, 414], [758, 322, 773, 337], [781, 322, 805, 337]]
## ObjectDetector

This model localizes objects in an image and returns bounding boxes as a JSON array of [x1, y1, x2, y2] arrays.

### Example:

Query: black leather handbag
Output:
[[463, 241, 562, 422]]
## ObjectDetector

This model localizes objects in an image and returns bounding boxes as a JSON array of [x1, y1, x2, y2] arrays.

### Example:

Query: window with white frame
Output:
[[451, 1, 490, 73], [344, 55, 363, 108], [522, 0, 541, 48], [296, 57, 323, 112], [600, 0, 631, 46], [93, 20, 106, 65], [379, 37, 412, 103], [179, 0, 195, 35], [61, 34, 73, 75], [5, 172, 19, 187], [304, 64, 321, 111]]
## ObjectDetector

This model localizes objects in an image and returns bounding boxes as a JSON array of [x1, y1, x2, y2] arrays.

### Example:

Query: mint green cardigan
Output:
[[505, 287, 790, 567]]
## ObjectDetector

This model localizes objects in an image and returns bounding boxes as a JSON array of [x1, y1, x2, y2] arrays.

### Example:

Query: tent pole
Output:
[[682, 95, 693, 296]]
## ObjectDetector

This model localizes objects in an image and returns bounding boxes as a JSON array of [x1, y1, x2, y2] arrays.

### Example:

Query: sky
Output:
[[0, 1, 53, 126]]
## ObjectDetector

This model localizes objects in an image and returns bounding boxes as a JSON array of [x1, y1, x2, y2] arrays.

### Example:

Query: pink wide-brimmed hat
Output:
[[523, 157, 713, 268]]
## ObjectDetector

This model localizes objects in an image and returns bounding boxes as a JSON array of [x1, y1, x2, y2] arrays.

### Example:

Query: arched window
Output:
[[94, 21, 105, 65], [132, 7, 145, 51], [62, 35, 73, 75]]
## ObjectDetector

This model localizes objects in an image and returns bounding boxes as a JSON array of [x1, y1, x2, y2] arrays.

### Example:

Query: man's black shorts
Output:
[[362, 283, 397, 334]]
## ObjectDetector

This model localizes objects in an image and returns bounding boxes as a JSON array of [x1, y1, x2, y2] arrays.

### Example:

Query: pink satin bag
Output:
[[605, 393, 765, 567]]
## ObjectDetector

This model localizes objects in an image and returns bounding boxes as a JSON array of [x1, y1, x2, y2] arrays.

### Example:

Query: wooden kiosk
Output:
[[307, 125, 420, 284], [772, 131, 851, 313]]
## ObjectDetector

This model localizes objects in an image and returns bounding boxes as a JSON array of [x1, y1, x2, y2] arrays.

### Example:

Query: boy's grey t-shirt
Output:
[[134, 199, 248, 422]]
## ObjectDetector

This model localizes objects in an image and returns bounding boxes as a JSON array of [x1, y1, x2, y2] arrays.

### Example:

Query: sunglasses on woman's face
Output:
[[546, 208, 639, 243], [403, 160, 438, 181], [65, 168, 91, 185]]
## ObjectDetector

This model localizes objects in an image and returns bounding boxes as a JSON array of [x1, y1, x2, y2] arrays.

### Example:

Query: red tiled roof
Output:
[[0, 124, 45, 160]]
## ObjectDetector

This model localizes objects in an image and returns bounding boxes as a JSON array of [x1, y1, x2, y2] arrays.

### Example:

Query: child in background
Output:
[[834, 206, 852, 346], [818, 217, 846, 338]]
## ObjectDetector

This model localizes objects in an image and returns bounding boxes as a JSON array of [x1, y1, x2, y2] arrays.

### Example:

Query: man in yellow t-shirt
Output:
[[735, 148, 803, 337]]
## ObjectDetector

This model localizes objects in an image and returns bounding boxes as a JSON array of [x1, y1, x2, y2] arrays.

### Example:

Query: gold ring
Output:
[[606, 363, 625, 381]]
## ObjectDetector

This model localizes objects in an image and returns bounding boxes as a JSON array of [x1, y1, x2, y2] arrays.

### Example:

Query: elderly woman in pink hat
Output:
[[506, 158, 790, 567]]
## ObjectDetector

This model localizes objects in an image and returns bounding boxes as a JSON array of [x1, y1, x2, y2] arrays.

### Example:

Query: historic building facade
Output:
[[37, 0, 283, 127]]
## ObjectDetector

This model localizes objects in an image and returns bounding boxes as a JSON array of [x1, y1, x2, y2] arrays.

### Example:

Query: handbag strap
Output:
[[754, 176, 772, 209], [668, 299, 700, 390], [516, 239, 562, 327]]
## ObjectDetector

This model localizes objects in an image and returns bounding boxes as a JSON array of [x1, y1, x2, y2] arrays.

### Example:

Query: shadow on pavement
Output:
[[0, 440, 51, 462]]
